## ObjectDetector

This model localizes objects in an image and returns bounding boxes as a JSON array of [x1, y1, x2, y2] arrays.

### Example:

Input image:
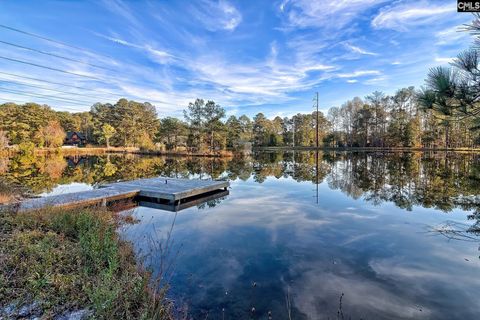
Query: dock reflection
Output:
[[137, 189, 229, 212]]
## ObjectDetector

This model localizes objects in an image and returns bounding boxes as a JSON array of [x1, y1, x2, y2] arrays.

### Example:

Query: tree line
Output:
[[1, 86, 479, 152], [0, 89, 479, 152]]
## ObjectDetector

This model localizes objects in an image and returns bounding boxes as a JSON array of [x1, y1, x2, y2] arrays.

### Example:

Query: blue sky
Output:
[[0, 0, 474, 118]]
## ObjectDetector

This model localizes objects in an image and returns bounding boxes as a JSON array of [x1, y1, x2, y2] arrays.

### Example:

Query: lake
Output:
[[1, 151, 480, 319]]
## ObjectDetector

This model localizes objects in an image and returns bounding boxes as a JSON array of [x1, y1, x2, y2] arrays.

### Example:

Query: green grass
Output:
[[0, 207, 173, 319]]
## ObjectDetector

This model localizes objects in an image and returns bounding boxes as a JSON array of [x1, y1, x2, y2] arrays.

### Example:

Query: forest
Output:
[[0, 15, 479, 152]]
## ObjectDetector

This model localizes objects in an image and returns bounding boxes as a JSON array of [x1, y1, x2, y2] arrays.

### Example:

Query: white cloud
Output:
[[363, 76, 388, 85], [95, 33, 174, 64], [192, 0, 242, 31], [116, 84, 190, 113], [281, 0, 386, 29], [435, 57, 454, 64], [219, 2, 242, 30], [177, 44, 335, 107], [337, 70, 382, 78], [344, 43, 378, 56], [144, 46, 174, 64], [279, 0, 289, 12], [436, 26, 468, 45], [347, 79, 358, 83], [372, 2, 453, 30], [301, 64, 335, 72], [101, 0, 147, 33], [290, 268, 430, 319], [103, 36, 129, 46]]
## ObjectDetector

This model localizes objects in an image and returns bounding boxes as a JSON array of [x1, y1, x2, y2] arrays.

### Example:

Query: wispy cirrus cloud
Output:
[[101, 0, 145, 32], [337, 70, 382, 78], [372, 1, 453, 31], [190, 0, 242, 31], [280, 0, 387, 29], [363, 76, 388, 86], [435, 26, 469, 45], [344, 43, 378, 56], [186, 55, 319, 98], [94, 33, 175, 65]]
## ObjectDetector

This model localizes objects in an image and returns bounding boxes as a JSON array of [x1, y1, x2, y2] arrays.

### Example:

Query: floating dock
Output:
[[12, 177, 229, 212]]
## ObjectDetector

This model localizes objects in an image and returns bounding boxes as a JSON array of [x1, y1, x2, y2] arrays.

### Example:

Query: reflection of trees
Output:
[[326, 152, 480, 213], [103, 161, 117, 177], [325, 152, 480, 246], [3, 153, 59, 194], [429, 218, 480, 258], [43, 154, 67, 179], [250, 151, 331, 184], [197, 196, 227, 210], [226, 156, 251, 181], [1, 154, 236, 194], [2, 151, 479, 219], [430, 220, 480, 242]]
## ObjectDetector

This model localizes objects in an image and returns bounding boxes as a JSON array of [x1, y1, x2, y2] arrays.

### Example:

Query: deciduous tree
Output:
[[36, 120, 66, 148], [102, 124, 116, 148]]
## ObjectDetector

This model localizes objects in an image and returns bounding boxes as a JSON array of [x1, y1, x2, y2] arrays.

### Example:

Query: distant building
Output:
[[64, 132, 86, 146]]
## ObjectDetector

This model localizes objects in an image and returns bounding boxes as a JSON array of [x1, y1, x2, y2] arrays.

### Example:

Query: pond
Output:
[[1, 151, 480, 319]]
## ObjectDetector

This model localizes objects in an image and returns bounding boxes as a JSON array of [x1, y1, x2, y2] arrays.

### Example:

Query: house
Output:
[[64, 132, 86, 146]]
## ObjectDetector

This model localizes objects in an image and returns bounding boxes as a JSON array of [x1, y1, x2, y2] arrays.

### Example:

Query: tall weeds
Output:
[[0, 207, 173, 319]]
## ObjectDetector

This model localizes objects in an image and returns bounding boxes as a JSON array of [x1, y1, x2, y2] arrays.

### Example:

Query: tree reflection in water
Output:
[[1, 151, 479, 233]]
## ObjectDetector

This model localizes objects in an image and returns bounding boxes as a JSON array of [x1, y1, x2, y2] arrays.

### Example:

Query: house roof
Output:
[[66, 132, 86, 140]]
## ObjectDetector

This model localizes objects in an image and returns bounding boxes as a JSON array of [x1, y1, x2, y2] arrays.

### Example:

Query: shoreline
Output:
[[1, 147, 235, 158], [253, 146, 480, 153], [2, 146, 480, 158]]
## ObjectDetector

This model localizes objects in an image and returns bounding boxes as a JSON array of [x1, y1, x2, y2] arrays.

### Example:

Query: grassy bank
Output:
[[29, 147, 234, 157], [121, 149, 234, 158], [0, 207, 173, 319]]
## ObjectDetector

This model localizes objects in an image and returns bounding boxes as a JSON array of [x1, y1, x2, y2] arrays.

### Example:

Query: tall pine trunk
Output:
[[210, 130, 214, 151]]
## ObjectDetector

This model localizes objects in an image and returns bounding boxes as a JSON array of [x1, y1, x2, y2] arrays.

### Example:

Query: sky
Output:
[[0, 0, 475, 118]]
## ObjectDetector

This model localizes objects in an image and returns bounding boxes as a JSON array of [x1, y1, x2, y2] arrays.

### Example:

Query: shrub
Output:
[[17, 141, 35, 155]]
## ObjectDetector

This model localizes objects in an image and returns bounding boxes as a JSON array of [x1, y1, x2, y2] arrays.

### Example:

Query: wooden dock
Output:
[[12, 177, 229, 212]]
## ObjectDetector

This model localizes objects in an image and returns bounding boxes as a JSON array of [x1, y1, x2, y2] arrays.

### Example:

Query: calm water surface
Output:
[[1, 151, 480, 319]]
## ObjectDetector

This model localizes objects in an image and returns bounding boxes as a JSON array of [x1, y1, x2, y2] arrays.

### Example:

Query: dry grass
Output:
[[29, 147, 235, 157], [0, 179, 22, 205], [128, 149, 234, 157], [0, 193, 15, 204], [0, 206, 174, 319]]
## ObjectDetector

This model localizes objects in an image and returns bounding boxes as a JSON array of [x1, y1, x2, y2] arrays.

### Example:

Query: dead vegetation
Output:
[[0, 206, 174, 319]]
